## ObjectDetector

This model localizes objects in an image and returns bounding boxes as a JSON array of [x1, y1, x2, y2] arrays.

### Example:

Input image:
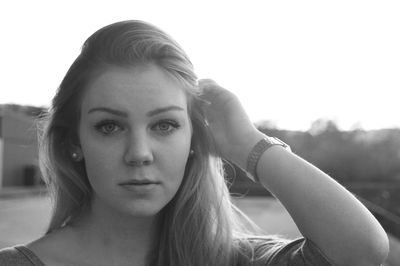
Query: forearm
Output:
[[198, 79, 389, 265], [238, 131, 389, 266]]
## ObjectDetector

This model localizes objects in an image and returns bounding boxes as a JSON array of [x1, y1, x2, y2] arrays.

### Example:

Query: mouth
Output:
[[118, 179, 160, 193], [118, 180, 160, 186]]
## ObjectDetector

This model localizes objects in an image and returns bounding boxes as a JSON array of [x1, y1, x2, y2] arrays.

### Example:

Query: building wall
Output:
[[1, 107, 39, 187], [0, 138, 3, 188]]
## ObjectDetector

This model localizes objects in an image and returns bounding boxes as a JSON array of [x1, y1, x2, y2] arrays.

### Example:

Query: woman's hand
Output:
[[199, 80, 389, 266], [198, 79, 264, 169]]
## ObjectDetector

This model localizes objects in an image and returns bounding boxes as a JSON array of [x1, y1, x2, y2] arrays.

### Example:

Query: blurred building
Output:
[[0, 104, 42, 188]]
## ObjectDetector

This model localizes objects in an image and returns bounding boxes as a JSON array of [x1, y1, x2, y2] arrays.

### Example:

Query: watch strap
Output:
[[246, 136, 291, 183]]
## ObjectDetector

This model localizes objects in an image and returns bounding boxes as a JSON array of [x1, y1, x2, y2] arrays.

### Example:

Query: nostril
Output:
[[126, 159, 152, 166]]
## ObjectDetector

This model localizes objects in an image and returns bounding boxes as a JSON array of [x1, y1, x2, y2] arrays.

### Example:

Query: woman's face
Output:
[[78, 64, 192, 217]]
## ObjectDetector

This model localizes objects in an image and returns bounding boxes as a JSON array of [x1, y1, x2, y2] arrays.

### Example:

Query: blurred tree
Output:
[[254, 120, 400, 183], [309, 118, 339, 136]]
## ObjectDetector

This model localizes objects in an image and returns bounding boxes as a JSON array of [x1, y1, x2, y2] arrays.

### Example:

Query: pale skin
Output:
[[199, 79, 390, 266], [27, 66, 388, 266]]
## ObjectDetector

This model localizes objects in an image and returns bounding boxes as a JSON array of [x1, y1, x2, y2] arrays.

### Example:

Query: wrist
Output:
[[246, 135, 291, 183], [229, 130, 266, 170]]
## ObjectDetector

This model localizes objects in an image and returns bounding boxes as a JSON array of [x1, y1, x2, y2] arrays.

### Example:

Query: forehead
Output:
[[81, 64, 188, 114]]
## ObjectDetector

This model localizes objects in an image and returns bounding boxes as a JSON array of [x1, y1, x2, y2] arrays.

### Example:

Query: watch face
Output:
[[270, 137, 291, 151]]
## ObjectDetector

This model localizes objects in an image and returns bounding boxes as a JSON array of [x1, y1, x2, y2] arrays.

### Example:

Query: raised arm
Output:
[[199, 79, 389, 266]]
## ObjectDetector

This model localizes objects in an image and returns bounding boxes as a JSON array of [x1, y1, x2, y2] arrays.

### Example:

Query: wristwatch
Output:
[[246, 136, 291, 183]]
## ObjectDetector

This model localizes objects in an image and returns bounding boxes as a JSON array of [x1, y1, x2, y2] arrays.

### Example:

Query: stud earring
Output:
[[189, 149, 195, 157], [71, 151, 83, 162]]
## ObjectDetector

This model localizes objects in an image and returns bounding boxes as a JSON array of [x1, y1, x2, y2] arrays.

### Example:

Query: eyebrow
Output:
[[88, 107, 128, 117], [87, 105, 185, 117], [146, 106, 185, 117]]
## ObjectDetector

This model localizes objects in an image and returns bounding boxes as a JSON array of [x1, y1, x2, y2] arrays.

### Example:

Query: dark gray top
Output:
[[0, 246, 45, 266], [265, 238, 333, 265], [0, 238, 333, 265]]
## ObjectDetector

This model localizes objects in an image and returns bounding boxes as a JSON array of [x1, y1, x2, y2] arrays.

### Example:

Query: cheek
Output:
[[158, 134, 191, 181], [82, 148, 114, 187], [79, 131, 118, 184]]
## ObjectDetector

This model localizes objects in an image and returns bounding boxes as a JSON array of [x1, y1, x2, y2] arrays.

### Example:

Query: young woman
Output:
[[0, 20, 389, 266]]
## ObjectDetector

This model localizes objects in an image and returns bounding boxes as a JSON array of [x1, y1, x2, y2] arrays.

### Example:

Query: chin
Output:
[[121, 199, 168, 218]]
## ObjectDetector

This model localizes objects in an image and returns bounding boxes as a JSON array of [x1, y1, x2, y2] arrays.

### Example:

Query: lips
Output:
[[119, 179, 160, 193], [118, 179, 160, 186]]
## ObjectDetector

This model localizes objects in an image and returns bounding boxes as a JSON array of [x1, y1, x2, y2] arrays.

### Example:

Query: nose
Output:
[[124, 131, 154, 166]]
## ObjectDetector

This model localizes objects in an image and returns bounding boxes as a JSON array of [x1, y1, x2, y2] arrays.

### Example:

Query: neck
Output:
[[69, 197, 161, 265]]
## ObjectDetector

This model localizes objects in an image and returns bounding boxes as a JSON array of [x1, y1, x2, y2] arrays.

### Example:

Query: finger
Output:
[[195, 95, 212, 106], [198, 78, 218, 87], [198, 79, 224, 93], [198, 79, 232, 103]]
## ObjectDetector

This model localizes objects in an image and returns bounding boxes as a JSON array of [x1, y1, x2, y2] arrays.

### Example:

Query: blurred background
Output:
[[1, 0, 399, 265]]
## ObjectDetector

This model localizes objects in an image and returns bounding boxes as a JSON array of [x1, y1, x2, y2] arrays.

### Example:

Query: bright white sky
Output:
[[1, 0, 399, 131]]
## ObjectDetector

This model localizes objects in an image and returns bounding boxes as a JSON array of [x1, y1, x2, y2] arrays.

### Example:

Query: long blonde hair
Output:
[[37, 20, 284, 266]]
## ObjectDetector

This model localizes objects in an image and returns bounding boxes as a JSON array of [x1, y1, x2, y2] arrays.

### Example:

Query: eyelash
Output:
[[151, 119, 181, 135], [94, 119, 181, 136], [94, 120, 123, 135]]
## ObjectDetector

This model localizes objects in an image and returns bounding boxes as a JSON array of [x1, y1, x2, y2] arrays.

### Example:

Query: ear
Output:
[[70, 145, 84, 162], [68, 130, 83, 162]]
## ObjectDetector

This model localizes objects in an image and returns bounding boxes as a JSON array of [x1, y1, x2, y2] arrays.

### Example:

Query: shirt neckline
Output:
[[15, 245, 46, 266]]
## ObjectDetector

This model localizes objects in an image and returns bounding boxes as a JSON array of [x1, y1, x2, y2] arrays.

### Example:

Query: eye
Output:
[[152, 120, 180, 135], [94, 120, 123, 135]]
